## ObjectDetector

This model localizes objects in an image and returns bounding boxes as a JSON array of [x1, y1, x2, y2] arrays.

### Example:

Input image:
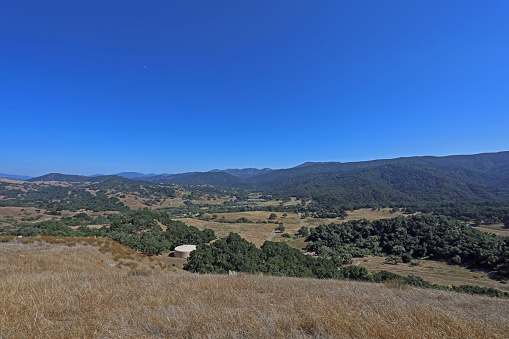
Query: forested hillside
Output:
[[244, 152, 509, 206], [138, 151, 509, 209], [257, 163, 509, 209]]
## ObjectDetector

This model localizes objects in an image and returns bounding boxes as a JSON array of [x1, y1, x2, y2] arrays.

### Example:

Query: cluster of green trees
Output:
[[105, 210, 215, 255], [306, 214, 509, 279], [59, 212, 109, 226], [10, 210, 216, 256], [184, 233, 343, 278], [184, 233, 508, 298], [0, 184, 129, 212], [411, 201, 509, 226]]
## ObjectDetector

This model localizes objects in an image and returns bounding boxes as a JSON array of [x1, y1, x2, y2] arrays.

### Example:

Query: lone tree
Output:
[[297, 225, 309, 237], [275, 224, 285, 232], [268, 213, 277, 220]]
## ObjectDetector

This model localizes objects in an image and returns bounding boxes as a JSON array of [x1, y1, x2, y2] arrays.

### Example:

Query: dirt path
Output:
[[267, 230, 277, 241], [473, 226, 509, 236]]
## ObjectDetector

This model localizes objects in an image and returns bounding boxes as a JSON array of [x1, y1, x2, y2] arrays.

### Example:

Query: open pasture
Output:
[[473, 224, 509, 237], [0, 206, 50, 226], [180, 217, 279, 247], [350, 255, 509, 293], [303, 208, 406, 228], [180, 212, 301, 246]]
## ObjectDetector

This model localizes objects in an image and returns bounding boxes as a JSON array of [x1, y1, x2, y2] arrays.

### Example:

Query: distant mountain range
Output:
[[208, 168, 273, 178], [89, 172, 162, 179], [6, 151, 509, 208], [17, 168, 275, 183]]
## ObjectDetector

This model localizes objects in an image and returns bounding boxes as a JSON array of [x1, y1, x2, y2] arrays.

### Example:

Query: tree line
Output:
[[184, 233, 508, 298]]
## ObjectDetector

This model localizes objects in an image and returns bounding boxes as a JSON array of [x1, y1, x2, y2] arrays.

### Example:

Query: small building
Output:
[[174, 245, 197, 258]]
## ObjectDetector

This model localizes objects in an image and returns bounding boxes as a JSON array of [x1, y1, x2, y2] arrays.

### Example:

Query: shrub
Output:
[[385, 255, 402, 265], [401, 253, 412, 263], [340, 265, 372, 282]]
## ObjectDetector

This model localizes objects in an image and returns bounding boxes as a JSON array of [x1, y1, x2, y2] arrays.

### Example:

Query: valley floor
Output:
[[1, 238, 508, 338]]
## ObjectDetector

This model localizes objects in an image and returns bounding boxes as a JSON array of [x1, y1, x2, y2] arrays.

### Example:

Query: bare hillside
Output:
[[0, 237, 508, 338]]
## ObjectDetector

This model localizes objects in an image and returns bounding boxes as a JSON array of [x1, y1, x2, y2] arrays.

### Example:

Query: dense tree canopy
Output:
[[306, 214, 509, 278], [14, 210, 216, 256]]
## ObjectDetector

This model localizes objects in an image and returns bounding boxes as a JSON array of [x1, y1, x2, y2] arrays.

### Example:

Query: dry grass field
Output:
[[117, 194, 154, 210], [350, 256, 509, 293], [1, 237, 508, 338], [303, 208, 406, 228], [0, 178, 23, 184], [0, 207, 118, 229], [180, 212, 303, 246], [0, 207, 51, 226], [473, 224, 509, 237], [180, 218, 276, 247]]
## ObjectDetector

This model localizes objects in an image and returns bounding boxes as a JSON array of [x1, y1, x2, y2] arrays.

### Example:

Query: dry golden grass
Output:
[[180, 212, 302, 246], [351, 256, 509, 293], [117, 194, 153, 210], [1, 238, 508, 338], [473, 225, 509, 237], [0, 178, 23, 184], [303, 208, 406, 228], [0, 206, 50, 224], [180, 217, 275, 246]]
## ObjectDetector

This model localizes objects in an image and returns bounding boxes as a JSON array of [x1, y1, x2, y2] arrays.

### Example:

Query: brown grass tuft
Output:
[[0, 235, 14, 243]]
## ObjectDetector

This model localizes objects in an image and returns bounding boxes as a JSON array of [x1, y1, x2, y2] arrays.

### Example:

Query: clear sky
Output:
[[1, 1, 508, 176]]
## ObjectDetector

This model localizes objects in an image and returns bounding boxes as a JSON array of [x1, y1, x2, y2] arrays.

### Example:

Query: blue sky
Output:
[[1, 1, 508, 176]]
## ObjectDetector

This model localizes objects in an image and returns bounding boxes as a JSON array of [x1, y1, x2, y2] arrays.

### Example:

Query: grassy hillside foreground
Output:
[[1, 237, 509, 338]]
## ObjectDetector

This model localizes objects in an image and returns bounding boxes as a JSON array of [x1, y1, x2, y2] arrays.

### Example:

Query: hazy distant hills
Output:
[[208, 168, 273, 178], [26, 173, 129, 183], [114, 172, 161, 179], [12, 151, 509, 207], [156, 172, 245, 187], [0, 173, 32, 181], [26, 173, 91, 182]]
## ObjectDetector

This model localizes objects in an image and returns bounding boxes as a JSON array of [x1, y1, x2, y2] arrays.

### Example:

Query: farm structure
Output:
[[174, 245, 196, 258]]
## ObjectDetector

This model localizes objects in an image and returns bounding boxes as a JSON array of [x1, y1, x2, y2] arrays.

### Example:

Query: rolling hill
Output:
[[1, 236, 508, 338]]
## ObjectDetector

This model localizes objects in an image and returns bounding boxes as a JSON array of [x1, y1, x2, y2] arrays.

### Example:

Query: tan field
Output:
[[117, 194, 153, 209], [180, 212, 303, 246], [0, 207, 119, 228], [0, 206, 51, 226], [0, 177, 24, 184], [350, 255, 509, 293], [1, 237, 508, 338], [180, 218, 277, 247], [302, 208, 406, 228], [473, 224, 509, 237]]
